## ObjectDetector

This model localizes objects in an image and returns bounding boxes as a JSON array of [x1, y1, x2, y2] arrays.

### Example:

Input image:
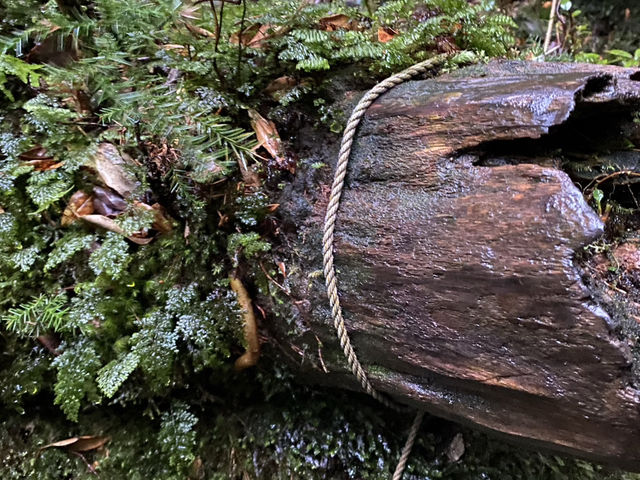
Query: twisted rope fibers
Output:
[[322, 54, 450, 480]]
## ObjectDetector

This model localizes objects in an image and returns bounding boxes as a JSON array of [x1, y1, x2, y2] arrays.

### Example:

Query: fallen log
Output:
[[267, 61, 640, 469]]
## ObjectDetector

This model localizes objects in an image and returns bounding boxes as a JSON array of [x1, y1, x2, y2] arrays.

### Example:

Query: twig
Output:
[[543, 0, 559, 56], [365, 0, 375, 17], [585, 170, 640, 196], [259, 261, 291, 296], [235, 0, 247, 84], [208, 0, 226, 87], [314, 334, 329, 374], [70, 451, 97, 475], [214, 0, 224, 55]]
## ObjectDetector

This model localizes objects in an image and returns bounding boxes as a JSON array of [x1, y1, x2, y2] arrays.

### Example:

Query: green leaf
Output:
[[26, 171, 74, 211], [592, 188, 604, 215], [607, 49, 634, 59]]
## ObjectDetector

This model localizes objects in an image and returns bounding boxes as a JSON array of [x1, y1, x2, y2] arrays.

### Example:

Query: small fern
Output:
[[52, 339, 102, 421], [97, 351, 140, 398], [0, 53, 42, 101]]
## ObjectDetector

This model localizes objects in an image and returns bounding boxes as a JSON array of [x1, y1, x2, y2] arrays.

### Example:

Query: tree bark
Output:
[[267, 61, 640, 469]]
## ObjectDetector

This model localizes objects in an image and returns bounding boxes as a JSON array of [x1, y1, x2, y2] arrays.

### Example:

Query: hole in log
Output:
[[579, 74, 613, 98], [469, 97, 640, 211]]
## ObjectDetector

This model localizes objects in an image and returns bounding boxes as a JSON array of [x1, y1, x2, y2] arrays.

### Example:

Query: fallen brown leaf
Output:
[[19, 146, 63, 171], [93, 143, 140, 199], [62, 191, 94, 226], [41, 435, 110, 453], [230, 276, 260, 371], [377, 26, 397, 43], [217, 210, 230, 227], [446, 433, 465, 463], [319, 14, 359, 31], [184, 21, 216, 38], [248, 109, 293, 173], [81, 215, 153, 245], [266, 203, 280, 213], [436, 35, 458, 54], [25, 159, 64, 171], [277, 261, 287, 278], [19, 146, 51, 161], [133, 201, 174, 233], [264, 76, 297, 97], [230, 24, 281, 48], [160, 44, 189, 57], [37, 333, 61, 356], [189, 456, 204, 479], [230, 23, 262, 46], [93, 186, 127, 217], [180, 4, 201, 20]]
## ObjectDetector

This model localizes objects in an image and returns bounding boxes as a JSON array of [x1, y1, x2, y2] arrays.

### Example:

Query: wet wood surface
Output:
[[273, 61, 640, 469]]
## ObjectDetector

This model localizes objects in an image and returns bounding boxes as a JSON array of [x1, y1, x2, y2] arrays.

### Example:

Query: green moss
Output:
[[2, 379, 637, 480]]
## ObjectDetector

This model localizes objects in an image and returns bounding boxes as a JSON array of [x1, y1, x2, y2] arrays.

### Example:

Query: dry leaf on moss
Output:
[[179, 4, 201, 20], [61, 190, 94, 226], [41, 435, 110, 453], [184, 22, 216, 38], [19, 146, 63, 171], [133, 201, 174, 233], [248, 109, 291, 172], [93, 143, 140, 198], [319, 14, 360, 31], [230, 24, 282, 48], [230, 276, 260, 370], [377, 26, 397, 43], [81, 215, 153, 245], [92, 186, 127, 217], [264, 76, 297, 98]]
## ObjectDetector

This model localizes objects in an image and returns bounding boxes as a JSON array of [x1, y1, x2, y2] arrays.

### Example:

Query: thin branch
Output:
[[214, 0, 224, 56], [235, 0, 247, 84], [259, 261, 291, 296], [208, 0, 226, 87], [543, 0, 559, 56]]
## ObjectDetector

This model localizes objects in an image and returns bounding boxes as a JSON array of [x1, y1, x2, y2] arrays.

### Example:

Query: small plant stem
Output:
[[209, 0, 226, 87], [543, 0, 559, 56], [236, 0, 247, 84], [365, 0, 375, 17]]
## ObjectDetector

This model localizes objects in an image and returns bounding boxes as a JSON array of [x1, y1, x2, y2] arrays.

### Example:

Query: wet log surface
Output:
[[271, 61, 640, 469]]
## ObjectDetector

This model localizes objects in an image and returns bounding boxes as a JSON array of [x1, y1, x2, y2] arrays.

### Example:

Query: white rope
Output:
[[322, 54, 449, 479]]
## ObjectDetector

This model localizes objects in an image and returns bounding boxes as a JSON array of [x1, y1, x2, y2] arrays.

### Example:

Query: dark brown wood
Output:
[[269, 61, 640, 469]]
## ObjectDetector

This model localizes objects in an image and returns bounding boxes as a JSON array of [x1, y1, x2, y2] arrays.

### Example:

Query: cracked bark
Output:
[[269, 61, 640, 469]]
